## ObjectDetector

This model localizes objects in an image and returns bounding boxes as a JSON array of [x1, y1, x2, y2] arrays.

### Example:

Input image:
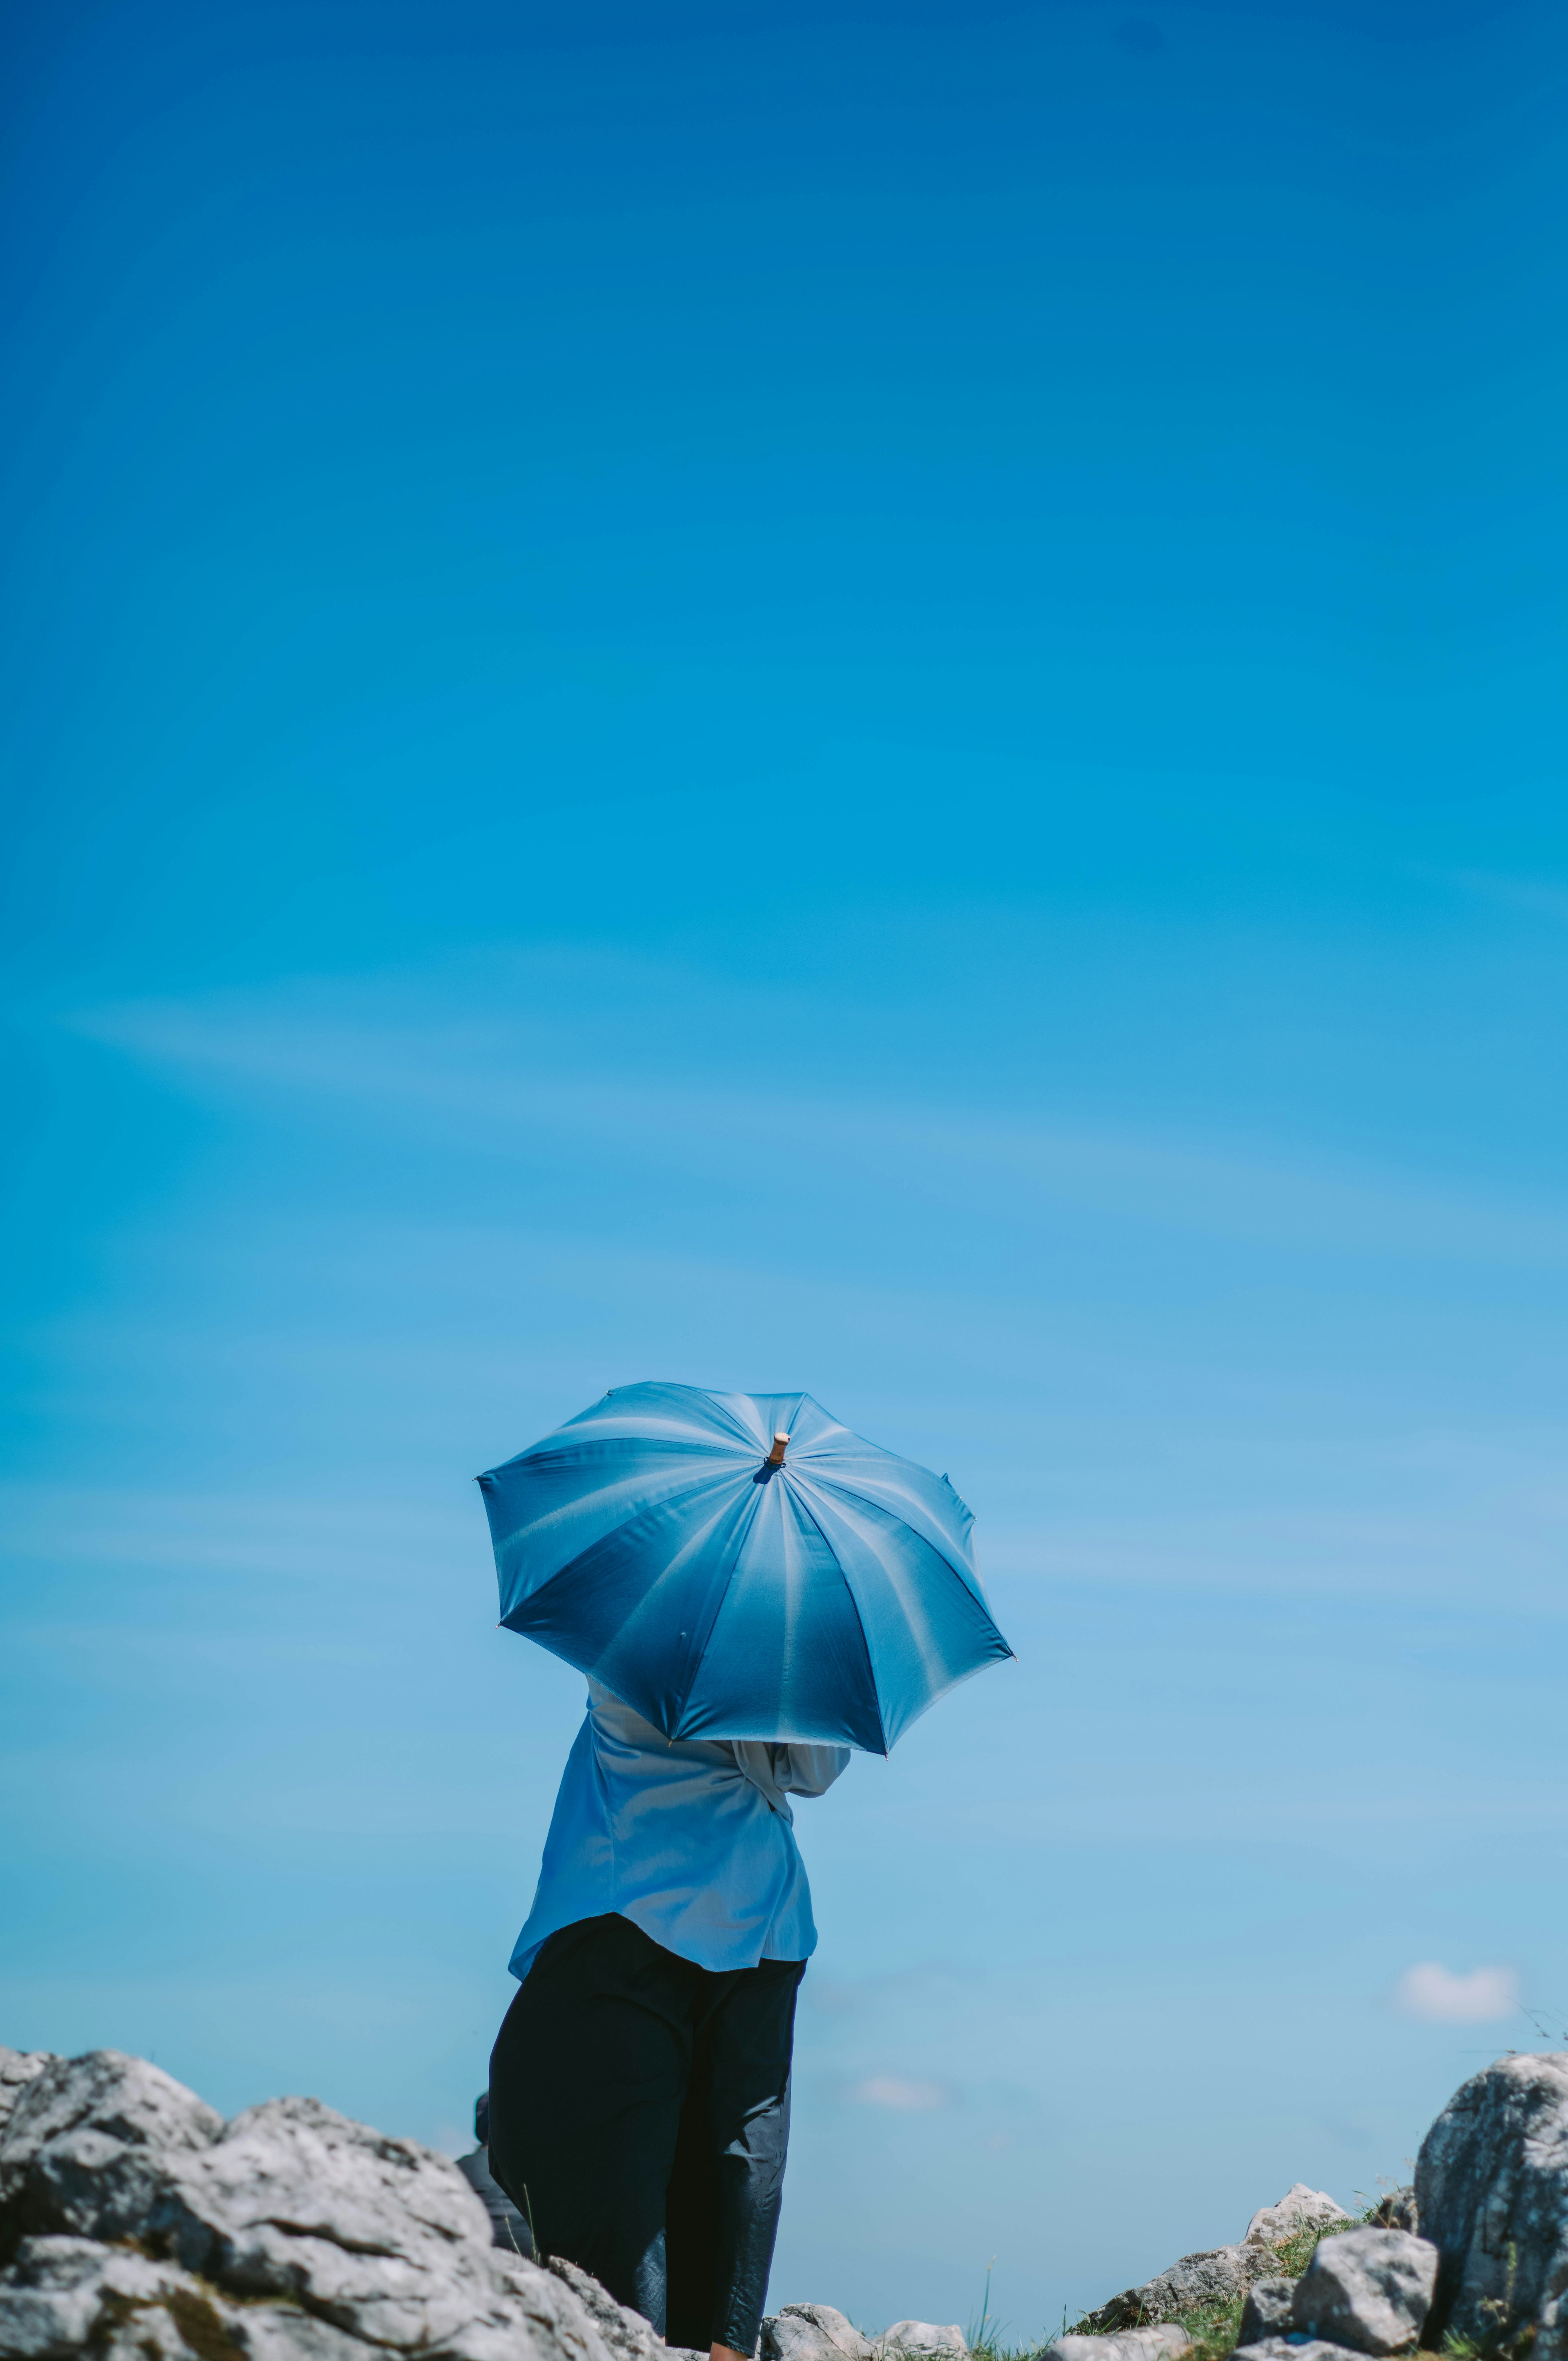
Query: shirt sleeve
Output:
[[770, 1742, 851, 1797]]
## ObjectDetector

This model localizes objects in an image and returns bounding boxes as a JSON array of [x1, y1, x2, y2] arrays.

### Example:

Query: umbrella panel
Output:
[[673, 1475, 884, 1750], [794, 1479, 1013, 1750], [500, 1468, 755, 1737], [482, 1436, 748, 1610]]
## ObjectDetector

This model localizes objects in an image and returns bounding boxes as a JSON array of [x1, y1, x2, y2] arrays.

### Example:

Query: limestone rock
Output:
[[218, 2310, 376, 2361], [1042, 2328, 1192, 2361], [0, 2061, 56, 2147], [544, 2257, 685, 2361], [0, 2052, 223, 2249], [0, 2053, 642, 2361], [0, 2231, 364, 2361], [1245, 2185, 1352, 2248], [1417, 2049, 1568, 2361], [0, 2232, 206, 2359], [878, 2327, 967, 2357], [147, 2094, 608, 2361], [1236, 2279, 1295, 2344], [1232, 2341, 1364, 2361], [1290, 2228, 1437, 2357], [0, 2055, 222, 2178], [762, 2305, 874, 2361], [1078, 2243, 1278, 2333], [149, 2091, 492, 2273]]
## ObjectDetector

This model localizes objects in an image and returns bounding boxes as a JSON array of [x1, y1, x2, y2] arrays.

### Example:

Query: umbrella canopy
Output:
[[477, 1381, 1013, 1754]]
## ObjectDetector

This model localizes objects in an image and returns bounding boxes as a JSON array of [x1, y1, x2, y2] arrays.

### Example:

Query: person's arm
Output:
[[769, 1742, 851, 1797]]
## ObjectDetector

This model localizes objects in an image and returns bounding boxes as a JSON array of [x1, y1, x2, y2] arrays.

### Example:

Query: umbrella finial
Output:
[[766, 1430, 790, 1467]]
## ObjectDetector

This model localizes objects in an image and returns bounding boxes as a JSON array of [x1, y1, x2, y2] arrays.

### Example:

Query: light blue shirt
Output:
[[510, 1682, 851, 1981]]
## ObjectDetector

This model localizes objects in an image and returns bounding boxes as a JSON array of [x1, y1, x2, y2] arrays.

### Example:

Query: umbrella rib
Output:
[[702, 1390, 785, 1451]]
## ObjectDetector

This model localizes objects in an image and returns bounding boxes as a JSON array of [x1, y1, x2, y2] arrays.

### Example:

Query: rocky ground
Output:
[[2, 2044, 1565, 2361]]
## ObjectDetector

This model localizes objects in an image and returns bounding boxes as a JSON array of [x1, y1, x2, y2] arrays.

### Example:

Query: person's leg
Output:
[[488, 1914, 700, 2332], [662, 2001, 720, 2347], [663, 1955, 806, 2358]]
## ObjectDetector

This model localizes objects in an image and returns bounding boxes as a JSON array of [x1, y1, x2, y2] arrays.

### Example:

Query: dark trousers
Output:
[[488, 1913, 805, 2356]]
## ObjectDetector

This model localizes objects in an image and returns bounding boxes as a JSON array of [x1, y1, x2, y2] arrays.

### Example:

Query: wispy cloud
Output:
[[73, 971, 1568, 1269], [1448, 871, 1568, 927], [0, 1484, 476, 1588], [845, 2075, 951, 2110], [1394, 1962, 1520, 2023]]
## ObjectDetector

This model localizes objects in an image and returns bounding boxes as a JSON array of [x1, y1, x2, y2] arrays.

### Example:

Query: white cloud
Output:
[[846, 2075, 949, 2110], [1394, 1962, 1520, 2024]]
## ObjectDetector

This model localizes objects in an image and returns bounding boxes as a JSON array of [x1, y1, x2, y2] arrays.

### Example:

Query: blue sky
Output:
[[4, 0, 1568, 2339]]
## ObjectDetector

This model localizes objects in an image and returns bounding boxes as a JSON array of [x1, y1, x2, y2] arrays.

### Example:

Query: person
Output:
[[487, 1680, 849, 2361], [456, 2091, 532, 2255]]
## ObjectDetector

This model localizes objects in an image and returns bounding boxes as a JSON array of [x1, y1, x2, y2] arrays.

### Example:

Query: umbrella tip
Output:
[[765, 1430, 790, 1467]]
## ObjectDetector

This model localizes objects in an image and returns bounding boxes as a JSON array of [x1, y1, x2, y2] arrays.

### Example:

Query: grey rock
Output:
[[0, 2066, 637, 2361], [0, 2232, 253, 2361], [0, 2232, 371, 2361], [1232, 2341, 1365, 2361], [0, 2060, 56, 2146], [544, 2258, 662, 2361], [0, 2234, 194, 2358], [490, 2256, 626, 2361], [7, 2132, 174, 2259], [1079, 2244, 1279, 2333], [878, 2328, 967, 2357], [1236, 2279, 1296, 2345], [0, 2053, 678, 2361], [763, 2307, 874, 2361], [150, 2091, 490, 2269], [148, 2094, 609, 2361], [1366, 2189, 1417, 2235], [0, 2056, 222, 2178], [1042, 2330, 1192, 2361], [1291, 2227, 1437, 2357], [1246, 2186, 1353, 2248], [223, 2312, 372, 2361], [1417, 2049, 1568, 2361], [0, 2052, 223, 2250]]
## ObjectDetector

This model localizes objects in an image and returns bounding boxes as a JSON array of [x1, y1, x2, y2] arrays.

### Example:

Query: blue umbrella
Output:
[[477, 1381, 1013, 1755]]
